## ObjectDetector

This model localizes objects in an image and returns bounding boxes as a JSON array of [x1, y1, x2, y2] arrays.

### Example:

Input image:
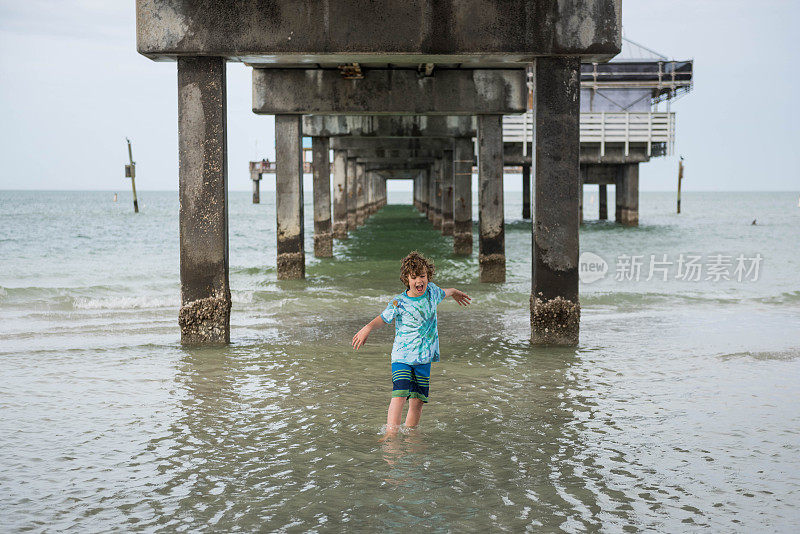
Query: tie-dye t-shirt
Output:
[[380, 282, 447, 365]]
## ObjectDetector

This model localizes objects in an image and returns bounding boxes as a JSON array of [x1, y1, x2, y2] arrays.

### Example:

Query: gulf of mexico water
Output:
[[1, 187, 799, 532]]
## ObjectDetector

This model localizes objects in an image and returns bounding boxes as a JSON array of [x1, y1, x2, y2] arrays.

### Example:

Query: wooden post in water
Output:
[[677, 157, 684, 214], [125, 138, 139, 213]]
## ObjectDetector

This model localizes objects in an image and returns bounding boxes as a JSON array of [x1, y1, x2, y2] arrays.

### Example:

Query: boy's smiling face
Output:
[[406, 271, 428, 298]]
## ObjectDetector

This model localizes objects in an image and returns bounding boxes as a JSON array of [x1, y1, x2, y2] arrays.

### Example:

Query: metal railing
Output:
[[503, 111, 676, 157]]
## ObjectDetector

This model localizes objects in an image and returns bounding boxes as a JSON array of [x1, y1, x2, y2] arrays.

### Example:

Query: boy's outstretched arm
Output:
[[443, 288, 472, 307], [352, 315, 385, 350]]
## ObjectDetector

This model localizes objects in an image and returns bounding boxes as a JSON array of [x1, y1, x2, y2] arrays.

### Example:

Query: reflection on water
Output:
[[1, 191, 799, 531]]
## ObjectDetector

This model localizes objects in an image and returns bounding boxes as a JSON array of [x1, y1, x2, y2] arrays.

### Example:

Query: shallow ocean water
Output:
[[1, 189, 799, 531]]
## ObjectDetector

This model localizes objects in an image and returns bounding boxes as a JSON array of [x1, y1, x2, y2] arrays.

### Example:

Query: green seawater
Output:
[[1, 189, 799, 531]]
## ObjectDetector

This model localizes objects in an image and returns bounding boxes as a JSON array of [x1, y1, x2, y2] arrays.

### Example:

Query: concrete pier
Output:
[[346, 157, 357, 231], [421, 168, 430, 217], [250, 166, 262, 204], [332, 149, 348, 238], [522, 164, 531, 219], [599, 184, 608, 220], [427, 165, 436, 223], [356, 162, 366, 226], [616, 163, 639, 226], [531, 57, 581, 346], [453, 137, 473, 255], [441, 149, 454, 236], [138, 0, 621, 344], [312, 137, 332, 257], [478, 115, 505, 283], [275, 115, 305, 279], [177, 56, 231, 344], [432, 159, 443, 230]]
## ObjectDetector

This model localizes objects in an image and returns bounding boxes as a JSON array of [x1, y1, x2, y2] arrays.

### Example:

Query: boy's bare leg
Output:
[[380, 397, 406, 440], [404, 398, 424, 427]]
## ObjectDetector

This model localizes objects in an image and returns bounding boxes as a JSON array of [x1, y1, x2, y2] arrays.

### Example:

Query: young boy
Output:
[[352, 251, 471, 435]]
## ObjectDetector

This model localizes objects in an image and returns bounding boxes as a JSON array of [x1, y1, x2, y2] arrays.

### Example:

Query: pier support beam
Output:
[[531, 57, 581, 346], [177, 56, 231, 344], [346, 157, 357, 231], [616, 163, 639, 226], [441, 149, 454, 236], [312, 137, 332, 257], [522, 163, 531, 219], [421, 168, 430, 217], [275, 114, 305, 279], [356, 162, 366, 226], [332, 149, 348, 238], [251, 169, 261, 204], [428, 164, 436, 223], [579, 174, 584, 225], [432, 159, 443, 230], [453, 137, 473, 255], [599, 184, 608, 220], [478, 114, 505, 283]]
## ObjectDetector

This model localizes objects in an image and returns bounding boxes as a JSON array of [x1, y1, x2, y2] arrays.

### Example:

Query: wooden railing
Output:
[[503, 111, 676, 157]]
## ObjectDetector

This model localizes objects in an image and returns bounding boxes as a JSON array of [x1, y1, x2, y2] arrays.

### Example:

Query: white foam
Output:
[[73, 295, 178, 310]]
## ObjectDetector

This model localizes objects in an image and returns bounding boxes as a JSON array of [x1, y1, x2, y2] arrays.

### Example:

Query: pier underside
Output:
[[137, 0, 623, 346]]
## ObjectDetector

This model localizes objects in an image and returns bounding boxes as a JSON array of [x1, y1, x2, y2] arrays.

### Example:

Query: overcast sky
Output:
[[0, 1, 798, 192]]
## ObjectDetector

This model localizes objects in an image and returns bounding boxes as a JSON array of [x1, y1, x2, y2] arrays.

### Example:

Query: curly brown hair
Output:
[[400, 251, 435, 289]]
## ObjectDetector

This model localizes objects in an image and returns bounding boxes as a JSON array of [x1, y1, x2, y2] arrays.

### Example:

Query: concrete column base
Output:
[[453, 219, 473, 255], [179, 295, 231, 344], [442, 220, 454, 236], [479, 254, 506, 283], [314, 233, 333, 257], [530, 294, 580, 345], [332, 221, 347, 239], [277, 252, 305, 280]]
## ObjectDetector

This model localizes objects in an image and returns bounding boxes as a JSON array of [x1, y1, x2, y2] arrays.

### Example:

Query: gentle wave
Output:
[[73, 295, 179, 310]]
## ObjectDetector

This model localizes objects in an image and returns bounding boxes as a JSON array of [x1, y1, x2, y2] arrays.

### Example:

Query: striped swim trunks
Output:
[[391, 362, 431, 403]]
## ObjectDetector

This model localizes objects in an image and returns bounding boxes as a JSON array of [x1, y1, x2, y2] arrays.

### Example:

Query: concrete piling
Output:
[[251, 171, 261, 204], [356, 162, 366, 226], [176, 56, 231, 344], [478, 114, 505, 283], [599, 184, 608, 219], [312, 137, 333, 257], [441, 149, 454, 236], [427, 165, 436, 223], [522, 164, 531, 219], [453, 137, 473, 256], [332, 149, 348, 238], [420, 169, 429, 215], [616, 163, 639, 226], [275, 114, 305, 279], [432, 159, 443, 230], [531, 57, 581, 346], [346, 157, 357, 231]]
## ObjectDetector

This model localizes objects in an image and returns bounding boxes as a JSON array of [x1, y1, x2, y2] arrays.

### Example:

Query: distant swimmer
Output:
[[113, 193, 118, 202], [751, 219, 757, 225]]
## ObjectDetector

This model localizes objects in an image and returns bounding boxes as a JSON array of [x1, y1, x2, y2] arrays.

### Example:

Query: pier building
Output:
[[136, 0, 622, 346], [504, 37, 693, 225]]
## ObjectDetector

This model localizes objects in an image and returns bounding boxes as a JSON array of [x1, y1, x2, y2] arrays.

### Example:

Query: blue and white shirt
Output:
[[380, 282, 447, 365]]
